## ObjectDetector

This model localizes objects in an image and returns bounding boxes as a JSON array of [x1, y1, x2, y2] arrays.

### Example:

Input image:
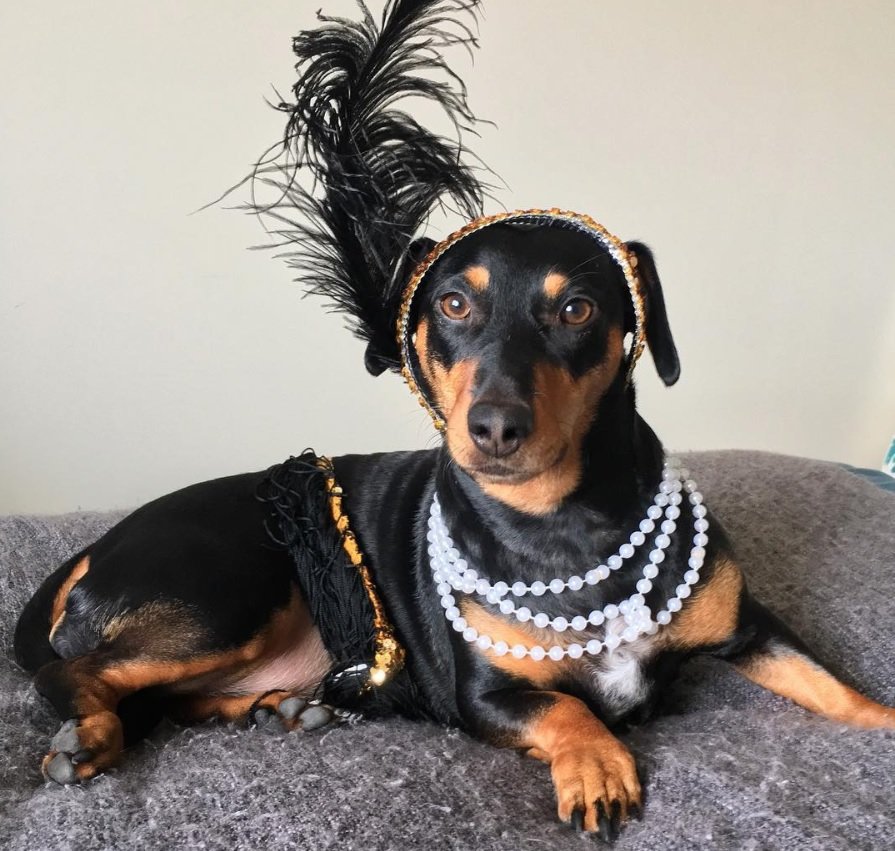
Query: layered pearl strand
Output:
[[428, 459, 709, 660]]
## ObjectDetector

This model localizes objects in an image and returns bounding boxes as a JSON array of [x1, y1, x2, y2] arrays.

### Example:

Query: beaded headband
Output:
[[396, 208, 647, 431]]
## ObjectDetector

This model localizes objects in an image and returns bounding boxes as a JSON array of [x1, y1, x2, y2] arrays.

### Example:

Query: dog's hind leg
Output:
[[722, 594, 895, 729]]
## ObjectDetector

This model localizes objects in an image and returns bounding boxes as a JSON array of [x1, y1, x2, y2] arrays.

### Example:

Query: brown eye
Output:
[[559, 298, 595, 326], [440, 292, 471, 320]]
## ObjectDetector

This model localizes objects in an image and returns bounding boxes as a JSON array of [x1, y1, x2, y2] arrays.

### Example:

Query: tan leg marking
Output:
[[49, 555, 91, 642], [738, 653, 895, 729], [526, 693, 641, 832], [663, 556, 744, 649]]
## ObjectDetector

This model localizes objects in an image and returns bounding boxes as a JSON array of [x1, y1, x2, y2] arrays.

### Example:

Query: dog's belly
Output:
[[222, 634, 332, 696]]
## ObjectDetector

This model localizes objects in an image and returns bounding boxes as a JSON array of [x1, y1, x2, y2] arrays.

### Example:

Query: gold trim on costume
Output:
[[396, 208, 646, 432], [317, 457, 405, 688]]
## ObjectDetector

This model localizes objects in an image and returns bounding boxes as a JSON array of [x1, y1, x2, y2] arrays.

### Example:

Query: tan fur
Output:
[[526, 694, 641, 831], [543, 271, 567, 299], [663, 557, 743, 649], [463, 264, 490, 291], [738, 653, 895, 729], [49, 555, 90, 642]]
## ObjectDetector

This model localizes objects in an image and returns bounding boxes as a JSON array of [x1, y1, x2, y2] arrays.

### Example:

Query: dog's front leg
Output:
[[723, 595, 895, 729], [463, 686, 641, 839]]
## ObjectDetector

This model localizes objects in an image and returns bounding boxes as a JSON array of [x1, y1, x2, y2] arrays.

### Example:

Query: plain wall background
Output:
[[2, 0, 894, 515]]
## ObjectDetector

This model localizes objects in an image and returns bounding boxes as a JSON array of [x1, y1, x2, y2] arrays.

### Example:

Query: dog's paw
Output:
[[42, 712, 124, 785], [250, 696, 341, 734], [550, 740, 641, 842]]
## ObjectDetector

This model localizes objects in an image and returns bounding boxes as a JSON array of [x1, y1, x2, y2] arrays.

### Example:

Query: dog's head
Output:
[[403, 219, 679, 514]]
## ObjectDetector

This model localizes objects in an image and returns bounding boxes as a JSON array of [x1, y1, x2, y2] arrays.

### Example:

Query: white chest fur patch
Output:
[[590, 623, 654, 711]]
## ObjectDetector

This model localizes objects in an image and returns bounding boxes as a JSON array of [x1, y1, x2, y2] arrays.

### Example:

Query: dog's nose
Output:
[[467, 401, 533, 458]]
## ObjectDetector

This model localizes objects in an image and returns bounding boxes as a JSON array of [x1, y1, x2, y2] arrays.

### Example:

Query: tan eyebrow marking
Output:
[[543, 272, 568, 299], [463, 265, 490, 291]]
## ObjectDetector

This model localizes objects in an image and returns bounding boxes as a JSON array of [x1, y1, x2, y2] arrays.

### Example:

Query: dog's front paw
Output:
[[550, 740, 641, 842], [42, 712, 124, 785]]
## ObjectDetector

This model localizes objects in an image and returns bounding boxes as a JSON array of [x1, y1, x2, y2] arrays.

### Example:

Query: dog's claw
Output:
[[570, 807, 585, 832], [596, 801, 612, 843]]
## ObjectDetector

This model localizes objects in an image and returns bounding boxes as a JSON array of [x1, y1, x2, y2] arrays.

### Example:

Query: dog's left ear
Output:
[[364, 237, 438, 376], [625, 241, 680, 386]]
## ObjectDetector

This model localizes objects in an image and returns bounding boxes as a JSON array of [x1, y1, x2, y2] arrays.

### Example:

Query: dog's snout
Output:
[[467, 401, 533, 458]]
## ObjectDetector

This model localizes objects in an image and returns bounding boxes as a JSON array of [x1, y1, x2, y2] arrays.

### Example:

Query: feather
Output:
[[245, 0, 489, 372]]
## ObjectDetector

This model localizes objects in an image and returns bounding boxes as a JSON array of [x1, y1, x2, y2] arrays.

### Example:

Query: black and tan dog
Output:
[[14, 1, 894, 842]]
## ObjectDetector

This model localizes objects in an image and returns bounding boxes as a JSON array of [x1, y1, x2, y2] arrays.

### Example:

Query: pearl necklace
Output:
[[428, 459, 709, 660]]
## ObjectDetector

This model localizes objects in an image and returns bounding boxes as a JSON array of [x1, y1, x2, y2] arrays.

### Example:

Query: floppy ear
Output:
[[625, 241, 680, 386], [364, 237, 437, 376]]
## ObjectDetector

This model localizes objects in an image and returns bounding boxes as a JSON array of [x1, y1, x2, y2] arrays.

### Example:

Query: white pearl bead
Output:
[[486, 589, 501, 605], [689, 492, 703, 505], [619, 600, 631, 616], [608, 554, 623, 569], [630, 593, 645, 607], [475, 579, 490, 596], [531, 581, 547, 596], [499, 599, 514, 615], [656, 610, 672, 625], [461, 579, 476, 594], [493, 640, 509, 656], [692, 546, 706, 560], [440, 594, 455, 608], [529, 645, 546, 661], [511, 581, 527, 597], [586, 639, 603, 655], [655, 534, 670, 549], [567, 643, 584, 659], [604, 633, 621, 650], [649, 550, 665, 564], [693, 504, 707, 519], [667, 598, 683, 612], [463, 567, 476, 581], [666, 505, 680, 520], [493, 581, 508, 596], [684, 570, 700, 585], [549, 578, 565, 594], [476, 634, 492, 650], [585, 569, 599, 585], [694, 533, 708, 547], [643, 564, 659, 579], [694, 519, 709, 533], [640, 518, 655, 533], [463, 626, 478, 642], [684, 479, 697, 493], [548, 646, 565, 661], [637, 578, 652, 594], [571, 616, 587, 631], [452, 617, 467, 632], [622, 626, 640, 643], [660, 480, 674, 495], [437, 582, 451, 595], [567, 575, 584, 591], [669, 492, 682, 506], [533, 613, 550, 629], [647, 505, 663, 520], [445, 606, 459, 621], [620, 543, 635, 558], [516, 606, 531, 622], [596, 565, 611, 580], [447, 547, 459, 561], [688, 557, 703, 570], [511, 644, 527, 659], [630, 531, 646, 546], [656, 493, 669, 507], [589, 610, 605, 626], [675, 584, 691, 599], [661, 520, 676, 534], [604, 604, 619, 620], [552, 616, 569, 632]]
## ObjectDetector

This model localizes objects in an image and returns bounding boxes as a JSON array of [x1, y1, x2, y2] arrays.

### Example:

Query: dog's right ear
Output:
[[364, 237, 437, 376], [626, 241, 681, 386]]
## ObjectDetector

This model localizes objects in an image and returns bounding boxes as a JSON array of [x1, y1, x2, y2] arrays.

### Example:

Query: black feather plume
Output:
[[247, 0, 488, 372]]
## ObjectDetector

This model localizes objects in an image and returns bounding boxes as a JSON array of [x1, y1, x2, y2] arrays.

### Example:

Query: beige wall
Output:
[[2, 1, 893, 514]]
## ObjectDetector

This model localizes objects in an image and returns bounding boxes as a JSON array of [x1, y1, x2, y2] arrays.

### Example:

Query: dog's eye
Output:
[[559, 298, 595, 326], [440, 292, 471, 321]]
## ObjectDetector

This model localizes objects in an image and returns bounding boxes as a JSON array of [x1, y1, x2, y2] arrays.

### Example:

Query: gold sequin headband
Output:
[[396, 208, 646, 431]]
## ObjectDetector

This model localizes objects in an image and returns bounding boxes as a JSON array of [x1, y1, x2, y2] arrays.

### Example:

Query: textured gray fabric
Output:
[[1, 450, 893, 850]]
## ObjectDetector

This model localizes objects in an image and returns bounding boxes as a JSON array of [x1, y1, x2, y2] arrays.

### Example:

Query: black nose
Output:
[[467, 401, 533, 458]]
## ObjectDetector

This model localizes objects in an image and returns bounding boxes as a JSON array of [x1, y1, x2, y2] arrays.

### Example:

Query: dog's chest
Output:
[[582, 628, 656, 715]]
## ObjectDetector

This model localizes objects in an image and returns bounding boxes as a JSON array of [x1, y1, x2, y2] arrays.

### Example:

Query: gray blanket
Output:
[[1, 450, 893, 850]]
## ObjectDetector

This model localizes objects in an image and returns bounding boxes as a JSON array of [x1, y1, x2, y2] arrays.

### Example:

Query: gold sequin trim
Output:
[[396, 208, 646, 431], [317, 457, 405, 688]]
